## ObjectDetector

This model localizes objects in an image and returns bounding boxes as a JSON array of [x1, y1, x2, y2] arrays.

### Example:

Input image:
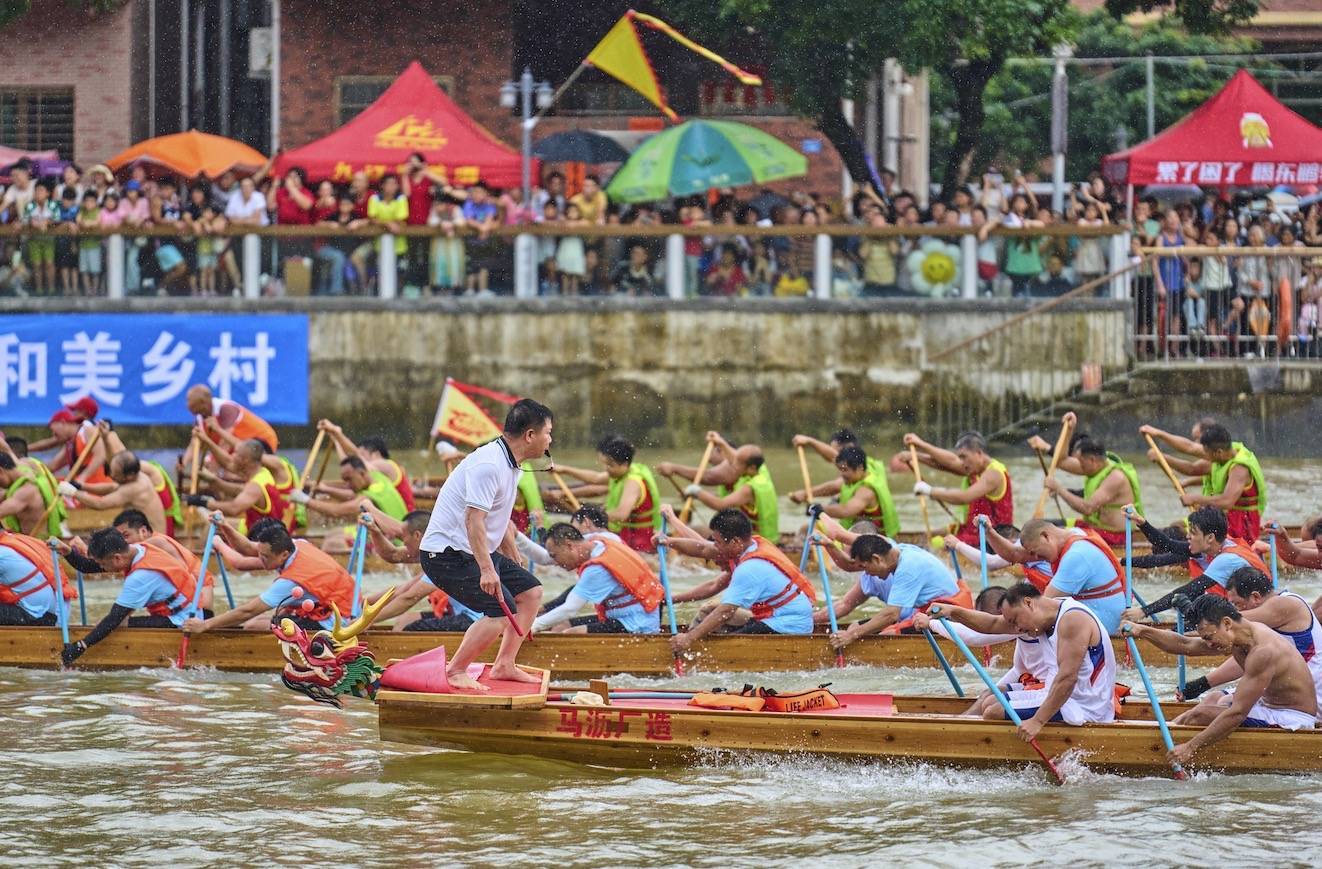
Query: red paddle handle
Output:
[[495, 588, 527, 640], [176, 636, 190, 670]]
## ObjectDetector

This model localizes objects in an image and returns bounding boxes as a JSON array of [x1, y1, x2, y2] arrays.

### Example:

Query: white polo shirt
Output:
[[421, 437, 521, 555]]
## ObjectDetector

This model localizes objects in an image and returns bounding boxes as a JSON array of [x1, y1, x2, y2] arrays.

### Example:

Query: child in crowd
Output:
[[556, 201, 587, 296], [427, 193, 466, 295], [195, 203, 222, 296], [56, 185, 80, 293], [21, 181, 60, 294], [76, 190, 102, 295], [1183, 257, 1207, 356]]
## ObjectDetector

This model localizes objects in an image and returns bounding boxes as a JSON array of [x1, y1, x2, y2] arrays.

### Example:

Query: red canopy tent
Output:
[[274, 61, 525, 188], [1102, 69, 1322, 189]]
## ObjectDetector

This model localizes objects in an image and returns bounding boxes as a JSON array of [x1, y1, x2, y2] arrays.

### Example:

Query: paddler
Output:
[[23, 395, 99, 453], [896, 431, 1012, 546], [315, 420, 417, 512], [792, 427, 886, 475], [289, 455, 409, 550], [659, 509, 815, 651], [926, 582, 1118, 736], [182, 438, 289, 535], [94, 425, 185, 538], [186, 383, 279, 451], [45, 406, 111, 485], [814, 445, 898, 536], [1140, 421, 1267, 543], [359, 508, 481, 633], [1027, 429, 1143, 546], [1178, 566, 1322, 717], [680, 434, 780, 541], [535, 504, 625, 614], [1017, 517, 1127, 634], [182, 521, 360, 635], [0, 527, 73, 626], [371, 399, 552, 690], [61, 527, 214, 666], [1124, 596, 1316, 768], [815, 532, 973, 647], [193, 422, 304, 531], [1122, 506, 1269, 623], [531, 523, 663, 634], [0, 450, 64, 538], [58, 451, 169, 538], [944, 523, 1056, 592], [103, 508, 214, 611], [554, 435, 661, 552], [657, 430, 764, 493], [1266, 519, 1322, 576]]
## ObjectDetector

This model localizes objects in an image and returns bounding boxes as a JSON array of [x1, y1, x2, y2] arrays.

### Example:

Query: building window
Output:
[[334, 76, 454, 127], [0, 87, 75, 157], [700, 72, 791, 117]]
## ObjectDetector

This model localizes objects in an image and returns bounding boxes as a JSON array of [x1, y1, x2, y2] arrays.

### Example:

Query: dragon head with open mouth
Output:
[[271, 589, 394, 707]]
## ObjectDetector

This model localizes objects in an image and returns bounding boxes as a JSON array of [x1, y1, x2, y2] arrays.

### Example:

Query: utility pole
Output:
[[1051, 43, 1072, 213], [1145, 51, 1155, 139]]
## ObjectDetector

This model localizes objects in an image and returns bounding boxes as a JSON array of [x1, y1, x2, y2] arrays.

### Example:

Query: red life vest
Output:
[[735, 536, 817, 620], [956, 462, 1013, 543], [0, 531, 75, 604], [148, 534, 215, 590], [579, 538, 665, 622], [134, 544, 200, 618], [428, 587, 451, 618], [1052, 529, 1126, 602], [220, 399, 279, 451], [1190, 539, 1269, 596], [67, 422, 111, 485], [277, 540, 359, 622], [383, 459, 416, 512], [1020, 563, 1054, 593], [244, 468, 290, 534], [885, 578, 976, 634]]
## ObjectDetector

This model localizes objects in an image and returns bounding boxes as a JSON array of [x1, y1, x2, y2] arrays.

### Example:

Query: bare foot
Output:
[[446, 670, 490, 692], [489, 664, 541, 684]]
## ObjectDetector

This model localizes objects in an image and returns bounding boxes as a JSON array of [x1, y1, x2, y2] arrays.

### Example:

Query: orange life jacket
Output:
[[735, 536, 817, 620], [428, 587, 451, 618], [134, 543, 200, 618], [1189, 539, 1269, 595], [67, 423, 111, 486], [1020, 562, 1054, 593], [581, 538, 665, 621], [148, 534, 215, 590], [0, 531, 75, 604], [277, 540, 359, 622], [884, 578, 977, 634], [222, 400, 279, 451], [1053, 529, 1127, 602], [689, 691, 766, 712]]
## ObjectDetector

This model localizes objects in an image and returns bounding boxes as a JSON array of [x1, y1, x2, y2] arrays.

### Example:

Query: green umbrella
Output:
[[606, 120, 807, 203]]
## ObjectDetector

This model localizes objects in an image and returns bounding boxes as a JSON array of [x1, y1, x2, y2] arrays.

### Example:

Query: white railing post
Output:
[[514, 233, 537, 298], [665, 233, 685, 300], [242, 234, 261, 298], [813, 233, 832, 298], [960, 233, 978, 299], [106, 234, 125, 299], [378, 235, 397, 299], [1109, 231, 1131, 300]]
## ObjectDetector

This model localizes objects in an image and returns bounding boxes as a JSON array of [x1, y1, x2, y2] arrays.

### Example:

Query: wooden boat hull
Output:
[[0, 626, 1213, 675], [376, 690, 1322, 775]]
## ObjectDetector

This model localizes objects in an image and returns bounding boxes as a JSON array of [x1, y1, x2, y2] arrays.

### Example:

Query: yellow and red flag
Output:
[[583, 10, 762, 123], [430, 378, 521, 448]]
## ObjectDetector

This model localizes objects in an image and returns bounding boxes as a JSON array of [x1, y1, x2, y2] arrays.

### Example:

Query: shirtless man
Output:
[[1124, 595, 1317, 766], [59, 451, 168, 535]]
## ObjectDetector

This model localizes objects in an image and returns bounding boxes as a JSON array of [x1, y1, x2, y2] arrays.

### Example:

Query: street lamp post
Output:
[[500, 67, 552, 297], [1050, 42, 1073, 214]]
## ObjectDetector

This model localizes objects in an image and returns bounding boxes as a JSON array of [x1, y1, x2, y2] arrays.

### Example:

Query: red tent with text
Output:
[[274, 61, 525, 188], [1101, 69, 1322, 188]]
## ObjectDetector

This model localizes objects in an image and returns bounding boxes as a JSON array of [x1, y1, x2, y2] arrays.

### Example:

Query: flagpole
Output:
[[532, 64, 588, 124]]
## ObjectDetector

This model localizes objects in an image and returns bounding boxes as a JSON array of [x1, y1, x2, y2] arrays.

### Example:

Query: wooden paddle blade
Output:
[[1030, 738, 1066, 785]]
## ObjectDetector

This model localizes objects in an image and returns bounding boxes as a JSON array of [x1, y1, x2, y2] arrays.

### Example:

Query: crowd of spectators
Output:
[[1, 151, 1319, 356]]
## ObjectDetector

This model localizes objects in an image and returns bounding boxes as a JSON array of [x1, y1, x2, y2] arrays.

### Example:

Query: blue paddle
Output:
[[76, 570, 86, 625], [934, 613, 1064, 784], [1176, 608, 1186, 697], [177, 513, 220, 668], [809, 509, 844, 669], [924, 627, 964, 697], [1269, 523, 1280, 590], [977, 517, 990, 591], [48, 539, 69, 648], [658, 515, 683, 675], [215, 552, 236, 609], [1124, 510, 1188, 780], [349, 514, 369, 619]]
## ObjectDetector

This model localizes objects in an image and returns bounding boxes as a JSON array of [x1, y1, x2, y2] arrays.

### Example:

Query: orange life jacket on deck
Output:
[[384, 459, 416, 512], [222, 399, 279, 451], [148, 534, 215, 590], [278, 540, 359, 622], [0, 531, 75, 604], [580, 538, 665, 621], [1189, 539, 1268, 595], [735, 536, 817, 620], [884, 578, 976, 634], [135, 544, 200, 618], [1053, 529, 1127, 602]]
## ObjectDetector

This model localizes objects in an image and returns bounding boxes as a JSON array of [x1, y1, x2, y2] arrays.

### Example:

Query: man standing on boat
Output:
[[926, 582, 1118, 737], [1018, 518, 1127, 634], [1124, 595, 1316, 767], [374, 399, 552, 690], [894, 431, 1012, 547], [660, 509, 815, 652]]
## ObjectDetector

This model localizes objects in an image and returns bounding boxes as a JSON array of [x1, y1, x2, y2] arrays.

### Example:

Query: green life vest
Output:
[[606, 462, 662, 531], [514, 464, 544, 515], [1203, 442, 1267, 515], [360, 469, 408, 521], [839, 466, 899, 536], [735, 466, 781, 540], [4, 471, 62, 538], [1081, 452, 1143, 529], [146, 459, 185, 526]]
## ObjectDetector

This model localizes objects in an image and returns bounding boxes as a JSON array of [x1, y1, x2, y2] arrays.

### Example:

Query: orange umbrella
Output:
[[106, 129, 268, 179]]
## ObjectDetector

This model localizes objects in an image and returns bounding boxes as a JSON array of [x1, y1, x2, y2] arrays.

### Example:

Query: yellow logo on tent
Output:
[[1239, 112, 1272, 148], [375, 115, 448, 150]]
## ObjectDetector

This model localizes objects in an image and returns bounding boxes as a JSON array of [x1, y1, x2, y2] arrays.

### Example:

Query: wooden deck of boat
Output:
[[0, 626, 1212, 675], [376, 690, 1322, 775]]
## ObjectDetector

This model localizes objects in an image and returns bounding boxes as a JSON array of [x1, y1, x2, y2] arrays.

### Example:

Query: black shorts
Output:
[[569, 615, 628, 634], [403, 614, 476, 632], [0, 603, 56, 627], [128, 610, 214, 628], [734, 620, 775, 635], [420, 548, 540, 619]]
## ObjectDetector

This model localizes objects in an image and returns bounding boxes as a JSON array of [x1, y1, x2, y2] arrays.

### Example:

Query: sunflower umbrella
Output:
[[605, 120, 806, 203]]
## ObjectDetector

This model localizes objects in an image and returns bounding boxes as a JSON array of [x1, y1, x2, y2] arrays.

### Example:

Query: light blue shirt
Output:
[[0, 545, 56, 619], [721, 542, 813, 634], [1048, 531, 1123, 634], [570, 542, 660, 634], [858, 543, 958, 620], [1202, 550, 1252, 589], [115, 545, 191, 625]]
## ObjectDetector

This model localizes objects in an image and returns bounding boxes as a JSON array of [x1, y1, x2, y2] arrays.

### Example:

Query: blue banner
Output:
[[0, 314, 308, 424]]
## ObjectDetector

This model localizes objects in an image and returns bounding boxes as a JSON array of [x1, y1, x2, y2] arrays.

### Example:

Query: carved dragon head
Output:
[[271, 589, 394, 708]]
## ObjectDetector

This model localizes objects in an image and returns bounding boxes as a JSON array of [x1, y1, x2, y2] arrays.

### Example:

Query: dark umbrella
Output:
[[531, 130, 630, 164]]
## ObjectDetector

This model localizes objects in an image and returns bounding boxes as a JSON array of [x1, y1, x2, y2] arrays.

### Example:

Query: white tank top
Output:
[[1009, 635, 1056, 687], [1045, 598, 1117, 723], [1277, 591, 1322, 713]]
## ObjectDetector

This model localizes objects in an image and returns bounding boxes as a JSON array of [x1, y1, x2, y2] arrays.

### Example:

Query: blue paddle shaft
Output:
[[216, 555, 236, 609], [1124, 513, 1134, 607], [49, 541, 69, 646], [1176, 609, 1187, 695], [815, 542, 839, 636], [1125, 634, 1185, 776], [977, 522, 989, 590], [349, 522, 367, 618], [924, 629, 965, 697], [658, 516, 679, 636], [76, 571, 86, 626], [937, 617, 1023, 725], [1269, 534, 1279, 590], [186, 519, 219, 620], [947, 547, 963, 581]]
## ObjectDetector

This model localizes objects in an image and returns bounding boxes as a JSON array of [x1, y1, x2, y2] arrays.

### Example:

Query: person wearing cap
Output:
[[45, 409, 111, 486], [185, 383, 279, 453], [25, 396, 98, 454], [86, 165, 115, 204]]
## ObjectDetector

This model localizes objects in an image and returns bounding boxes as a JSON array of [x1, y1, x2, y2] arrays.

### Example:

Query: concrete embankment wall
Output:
[[8, 297, 1131, 449]]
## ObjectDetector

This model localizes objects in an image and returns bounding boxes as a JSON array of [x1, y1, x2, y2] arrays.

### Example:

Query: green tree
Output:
[[932, 12, 1267, 184]]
